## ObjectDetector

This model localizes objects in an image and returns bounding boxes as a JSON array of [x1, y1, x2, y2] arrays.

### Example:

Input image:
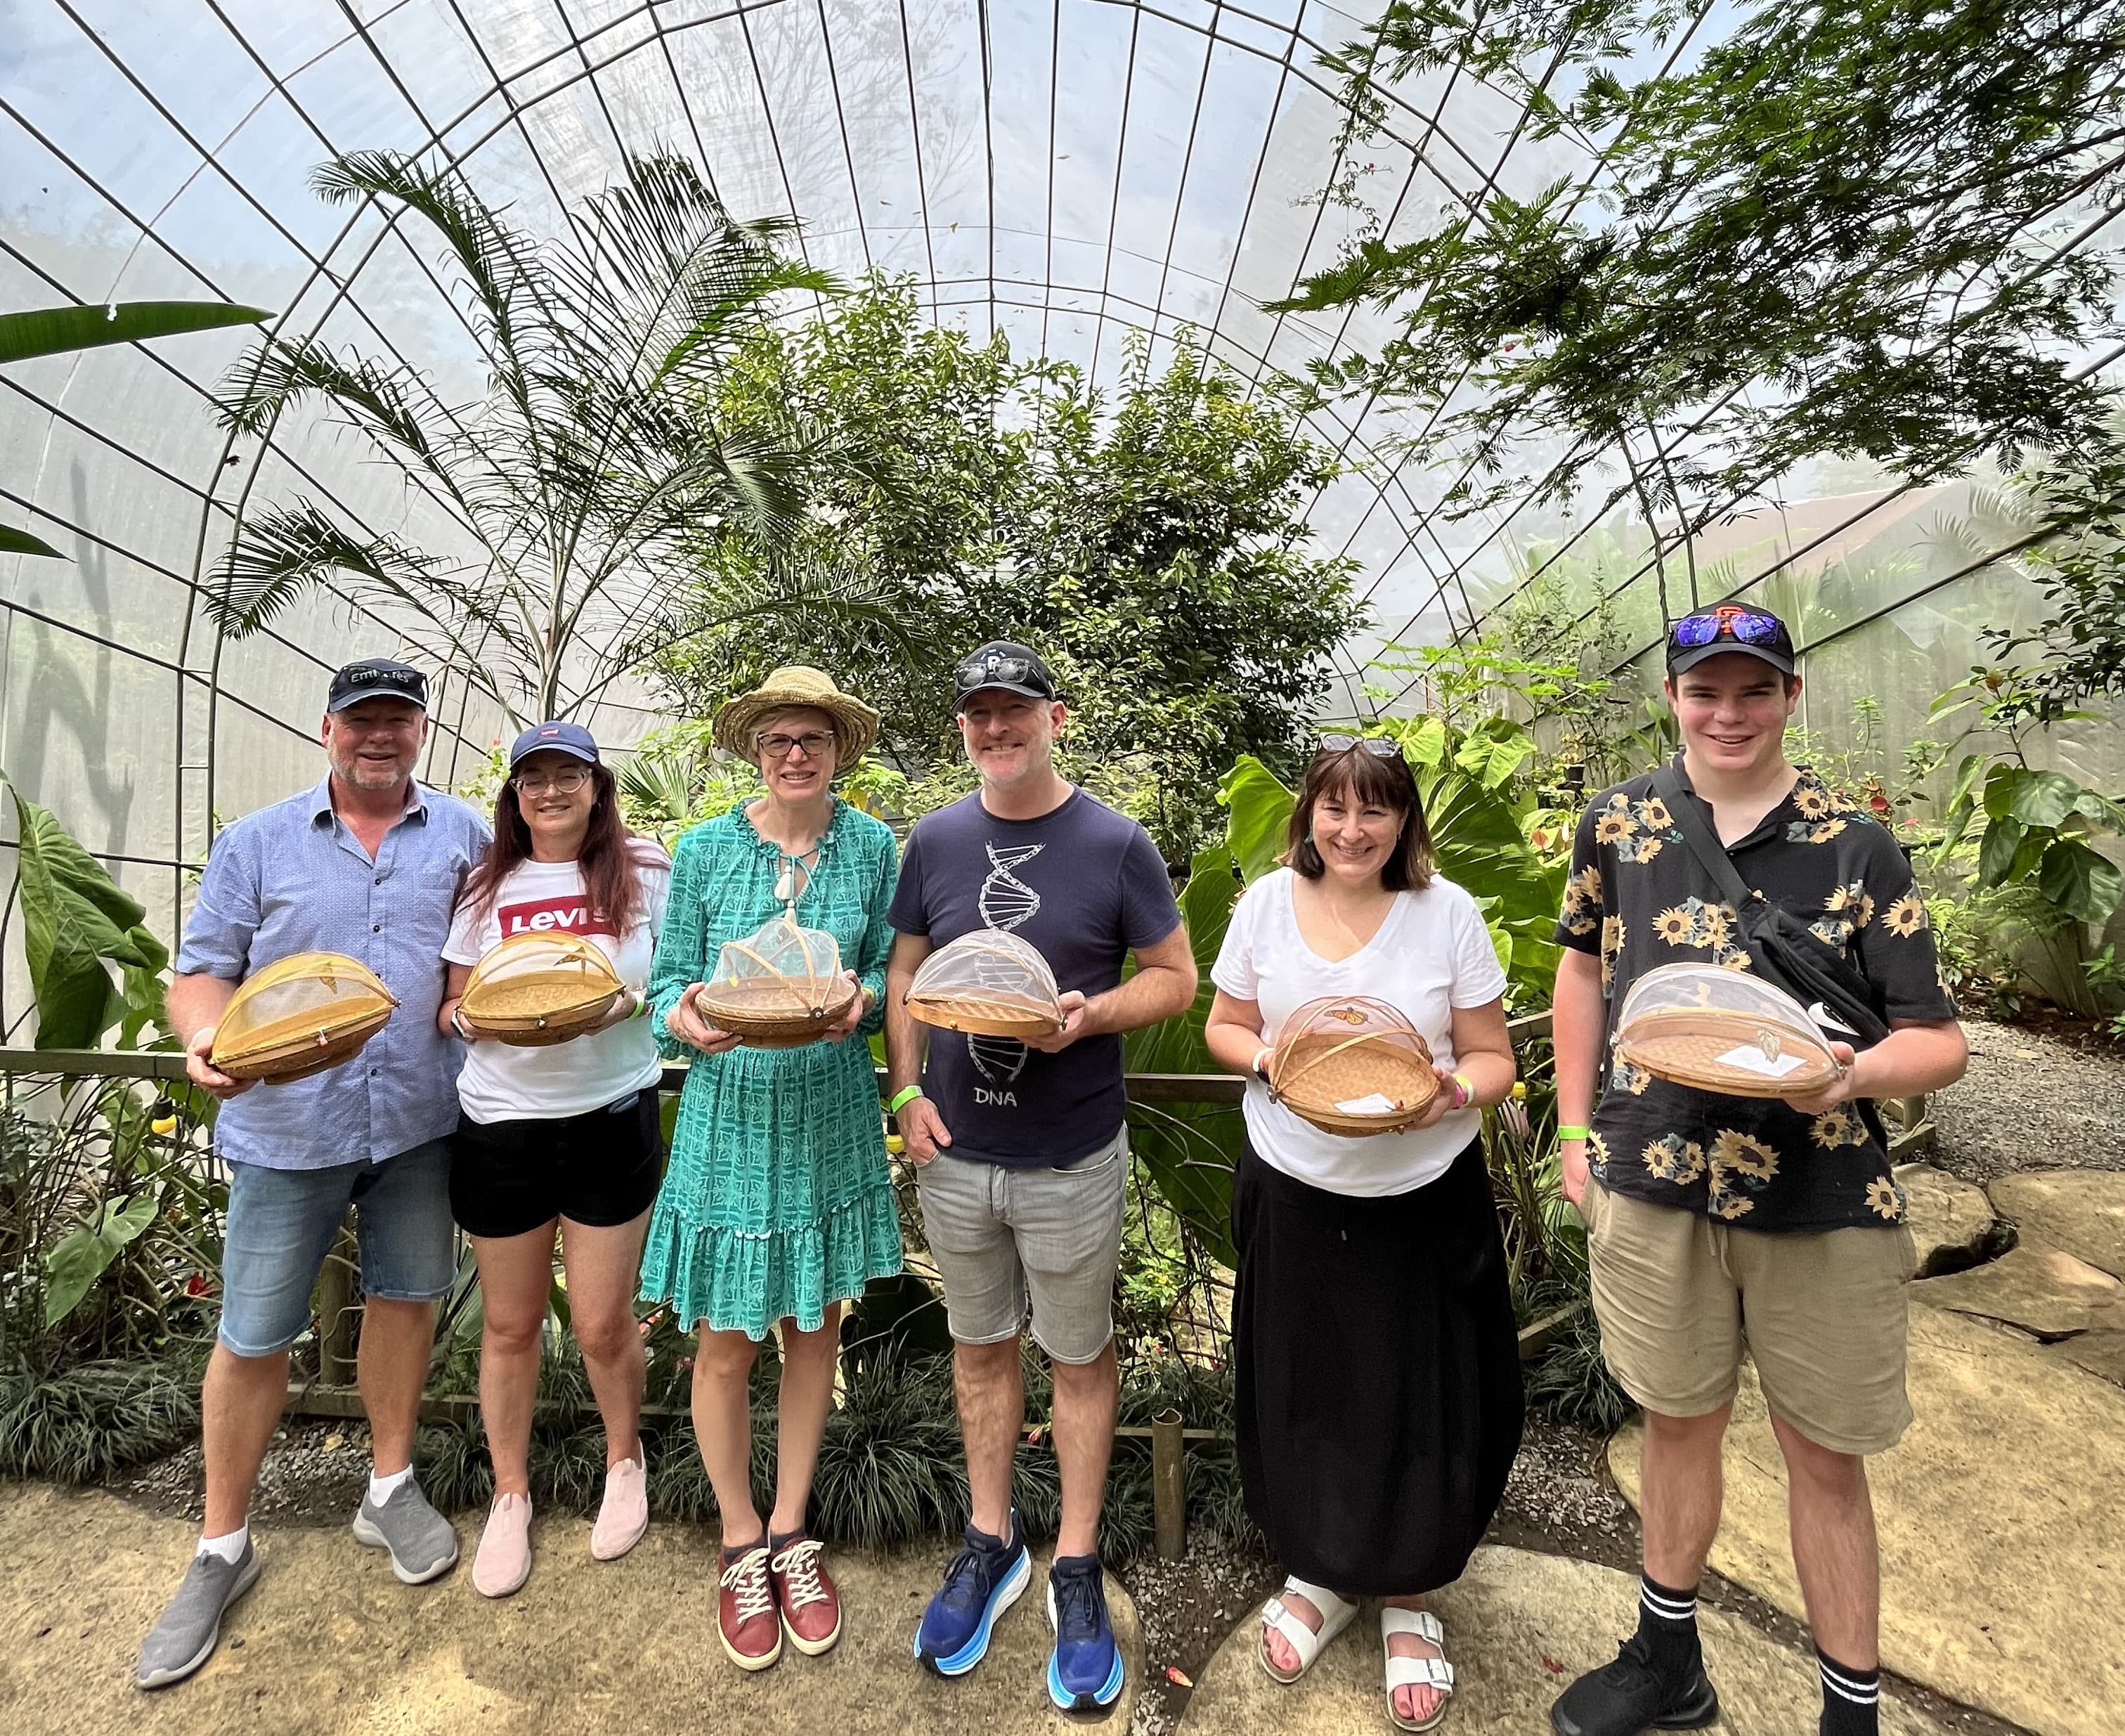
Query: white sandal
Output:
[[1381, 1606, 1454, 1732], [1256, 1576, 1358, 1683]]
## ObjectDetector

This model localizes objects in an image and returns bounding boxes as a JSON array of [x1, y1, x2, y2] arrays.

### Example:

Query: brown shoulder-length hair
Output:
[[1285, 744, 1435, 892], [459, 761, 668, 933]]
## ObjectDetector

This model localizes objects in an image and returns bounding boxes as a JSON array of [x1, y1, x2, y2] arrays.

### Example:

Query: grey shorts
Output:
[[912, 1125, 1129, 1365]]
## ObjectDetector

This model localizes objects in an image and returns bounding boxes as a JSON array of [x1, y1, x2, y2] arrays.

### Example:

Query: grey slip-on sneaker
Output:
[[351, 1480, 460, 1584], [136, 1541, 261, 1690]]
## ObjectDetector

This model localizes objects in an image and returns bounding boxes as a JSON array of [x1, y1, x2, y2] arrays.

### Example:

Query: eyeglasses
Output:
[[756, 730, 836, 761], [1318, 733, 1403, 760], [512, 766, 591, 796], [1669, 606, 1786, 649]]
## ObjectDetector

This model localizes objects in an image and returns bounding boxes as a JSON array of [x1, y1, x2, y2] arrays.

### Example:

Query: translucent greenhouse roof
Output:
[[6, 1, 2112, 1040]]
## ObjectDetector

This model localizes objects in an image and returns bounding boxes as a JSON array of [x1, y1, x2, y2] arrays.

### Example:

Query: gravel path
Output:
[[1930, 1017, 2125, 1184]]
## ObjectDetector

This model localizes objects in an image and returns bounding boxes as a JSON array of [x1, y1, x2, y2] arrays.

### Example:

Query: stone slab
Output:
[[1609, 1305, 2125, 1736], [1180, 1544, 1949, 1735], [1893, 1163, 1996, 1276], [1911, 1239, 2121, 1339], [2051, 1297, 2125, 1387], [1987, 1170, 2125, 1278], [0, 1483, 1139, 1735]]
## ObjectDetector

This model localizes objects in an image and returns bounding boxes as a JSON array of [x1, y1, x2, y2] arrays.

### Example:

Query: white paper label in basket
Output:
[[1333, 1092, 1403, 1116], [1714, 1044, 1807, 1079]]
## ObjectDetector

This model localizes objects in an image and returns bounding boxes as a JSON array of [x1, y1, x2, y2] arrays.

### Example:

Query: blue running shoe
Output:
[[914, 1511, 1031, 1677], [1046, 1554, 1126, 1712]]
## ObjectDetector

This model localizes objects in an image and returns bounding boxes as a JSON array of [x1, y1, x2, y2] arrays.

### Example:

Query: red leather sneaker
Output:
[[769, 1534, 843, 1656], [718, 1544, 783, 1671]]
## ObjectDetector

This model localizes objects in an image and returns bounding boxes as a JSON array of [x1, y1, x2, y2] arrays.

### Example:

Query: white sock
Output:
[[197, 1524, 249, 1563], [368, 1465, 415, 1504]]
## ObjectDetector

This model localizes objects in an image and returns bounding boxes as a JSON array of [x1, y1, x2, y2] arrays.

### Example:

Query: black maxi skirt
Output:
[[1230, 1133, 1523, 1595]]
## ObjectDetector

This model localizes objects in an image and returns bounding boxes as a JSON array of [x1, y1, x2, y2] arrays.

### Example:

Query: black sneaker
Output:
[[1551, 1635, 1720, 1736]]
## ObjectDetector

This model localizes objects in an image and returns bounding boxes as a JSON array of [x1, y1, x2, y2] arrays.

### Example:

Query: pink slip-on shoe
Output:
[[591, 1458, 649, 1562], [472, 1493, 533, 1598]]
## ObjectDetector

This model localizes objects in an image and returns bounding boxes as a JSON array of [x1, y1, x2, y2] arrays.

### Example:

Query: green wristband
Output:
[[1557, 1124, 1591, 1141], [888, 1084, 925, 1114]]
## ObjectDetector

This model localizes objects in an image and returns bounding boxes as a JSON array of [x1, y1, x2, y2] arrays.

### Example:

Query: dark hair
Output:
[[1285, 744, 1434, 892], [460, 760, 666, 933]]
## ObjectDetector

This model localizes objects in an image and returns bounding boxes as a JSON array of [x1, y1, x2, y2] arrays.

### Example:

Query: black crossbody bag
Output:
[[1651, 765, 1892, 1049]]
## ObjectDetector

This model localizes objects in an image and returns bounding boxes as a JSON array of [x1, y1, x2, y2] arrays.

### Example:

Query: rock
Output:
[[2051, 1297, 2125, 1387], [1988, 1170, 2125, 1278], [0, 1483, 1139, 1734], [1609, 1304, 2125, 1736], [1910, 1240, 2121, 1339], [1182, 1544, 1949, 1733], [1893, 1163, 1996, 1276]]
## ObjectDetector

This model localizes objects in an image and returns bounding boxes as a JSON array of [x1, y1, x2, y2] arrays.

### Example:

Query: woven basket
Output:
[[695, 977, 858, 1049], [459, 933, 625, 1047], [1616, 1009, 1841, 1098], [904, 989, 1065, 1039], [212, 952, 398, 1083], [1270, 1027, 1439, 1136]]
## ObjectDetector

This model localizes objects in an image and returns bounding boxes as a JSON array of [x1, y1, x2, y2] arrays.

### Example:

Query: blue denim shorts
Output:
[[216, 1139, 457, 1358]]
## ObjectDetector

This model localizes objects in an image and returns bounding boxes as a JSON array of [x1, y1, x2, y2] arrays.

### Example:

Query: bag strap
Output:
[[1651, 763, 1758, 912]]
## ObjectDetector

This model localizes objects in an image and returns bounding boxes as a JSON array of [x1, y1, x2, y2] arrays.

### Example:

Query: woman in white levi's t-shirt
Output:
[[1204, 737, 1521, 1732], [434, 720, 671, 1602]]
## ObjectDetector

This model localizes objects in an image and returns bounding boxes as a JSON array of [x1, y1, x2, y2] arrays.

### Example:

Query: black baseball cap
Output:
[[953, 640, 1058, 712], [1665, 605, 1797, 678], [327, 658, 429, 712]]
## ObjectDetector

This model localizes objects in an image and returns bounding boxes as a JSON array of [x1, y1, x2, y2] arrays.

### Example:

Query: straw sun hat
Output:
[[713, 666, 880, 765]]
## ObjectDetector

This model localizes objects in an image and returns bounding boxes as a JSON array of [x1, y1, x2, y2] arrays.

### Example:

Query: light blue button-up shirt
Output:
[[176, 776, 491, 1171]]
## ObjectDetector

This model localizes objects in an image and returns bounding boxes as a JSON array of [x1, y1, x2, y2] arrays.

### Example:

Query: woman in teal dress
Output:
[[640, 667, 902, 1673]]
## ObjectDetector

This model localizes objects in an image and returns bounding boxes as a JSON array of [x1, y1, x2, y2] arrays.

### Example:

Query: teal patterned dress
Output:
[[638, 798, 903, 1339]]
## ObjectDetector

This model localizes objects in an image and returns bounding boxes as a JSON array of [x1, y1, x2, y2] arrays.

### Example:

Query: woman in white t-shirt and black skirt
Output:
[[1204, 737, 1521, 1733], [436, 720, 671, 1600]]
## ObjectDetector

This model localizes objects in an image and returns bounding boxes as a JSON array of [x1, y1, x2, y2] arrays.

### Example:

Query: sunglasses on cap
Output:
[[1318, 733, 1403, 760], [1668, 606, 1786, 650], [955, 652, 1039, 689]]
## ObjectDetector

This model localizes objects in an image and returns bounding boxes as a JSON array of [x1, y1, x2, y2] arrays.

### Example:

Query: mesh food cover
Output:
[[905, 929, 1065, 1037], [458, 931, 626, 1046], [212, 951, 398, 1082], [695, 915, 855, 1047], [1268, 995, 1438, 1136], [1614, 962, 1843, 1096]]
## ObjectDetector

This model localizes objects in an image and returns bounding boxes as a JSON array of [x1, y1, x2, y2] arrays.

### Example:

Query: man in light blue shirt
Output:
[[137, 659, 490, 1690]]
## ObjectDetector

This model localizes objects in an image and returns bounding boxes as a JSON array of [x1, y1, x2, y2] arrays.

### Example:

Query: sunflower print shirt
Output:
[[1556, 756, 1958, 1233]]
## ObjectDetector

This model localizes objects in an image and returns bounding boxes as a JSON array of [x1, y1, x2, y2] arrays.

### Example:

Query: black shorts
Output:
[[448, 1088, 664, 1240]]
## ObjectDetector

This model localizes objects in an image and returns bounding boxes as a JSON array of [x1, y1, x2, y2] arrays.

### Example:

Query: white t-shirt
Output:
[[443, 854, 671, 1125], [1211, 867, 1509, 1196]]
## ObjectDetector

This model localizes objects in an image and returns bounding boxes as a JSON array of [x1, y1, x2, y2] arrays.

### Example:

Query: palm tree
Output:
[[209, 150, 915, 723]]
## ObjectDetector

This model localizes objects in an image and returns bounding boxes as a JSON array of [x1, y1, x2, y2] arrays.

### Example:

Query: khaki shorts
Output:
[[1584, 1179, 1918, 1455]]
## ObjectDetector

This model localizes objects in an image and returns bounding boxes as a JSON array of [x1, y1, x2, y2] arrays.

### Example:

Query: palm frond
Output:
[[215, 336, 448, 473]]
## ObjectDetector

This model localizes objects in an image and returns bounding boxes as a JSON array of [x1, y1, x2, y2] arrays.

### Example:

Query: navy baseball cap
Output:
[[953, 640, 1058, 712], [327, 658, 428, 712], [507, 719, 599, 767]]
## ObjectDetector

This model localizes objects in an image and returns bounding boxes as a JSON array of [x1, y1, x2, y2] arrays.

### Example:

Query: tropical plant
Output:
[[1930, 665, 2125, 931], [1, 300, 271, 559], [2, 772, 169, 1050], [1287, 1, 2125, 609], [207, 152, 914, 725]]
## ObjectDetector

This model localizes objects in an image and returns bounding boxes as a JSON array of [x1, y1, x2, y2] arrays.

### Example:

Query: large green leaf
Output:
[[0, 524, 65, 558], [4, 775, 170, 1047], [42, 1194, 158, 1325], [2037, 835, 2125, 924], [1980, 761, 2022, 823], [1126, 840, 1247, 1266], [1221, 756, 1296, 884], [1975, 815, 2025, 888], [0, 300, 271, 365], [2006, 769, 2083, 830], [1453, 719, 1538, 789]]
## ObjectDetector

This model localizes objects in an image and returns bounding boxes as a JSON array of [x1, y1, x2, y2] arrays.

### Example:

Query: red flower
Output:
[[183, 1273, 216, 1299]]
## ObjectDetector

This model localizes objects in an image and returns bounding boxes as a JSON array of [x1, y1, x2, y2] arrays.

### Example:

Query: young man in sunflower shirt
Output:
[[1547, 607, 1968, 1736]]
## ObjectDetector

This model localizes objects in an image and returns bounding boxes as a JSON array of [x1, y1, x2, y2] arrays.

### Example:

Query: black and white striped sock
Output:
[[1817, 1650, 1880, 1736], [1633, 1574, 1701, 1674]]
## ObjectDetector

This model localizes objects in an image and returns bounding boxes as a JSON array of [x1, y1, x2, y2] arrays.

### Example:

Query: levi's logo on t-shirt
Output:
[[498, 895, 616, 938]]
